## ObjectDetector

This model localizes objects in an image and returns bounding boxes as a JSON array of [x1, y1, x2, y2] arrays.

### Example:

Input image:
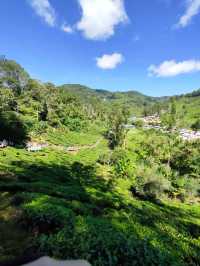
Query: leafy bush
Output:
[[22, 196, 74, 232], [111, 148, 136, 179], [97, 153, 111, 165], [0, 111, 29, 144], [191, 119, 200, 130], [170, 143, 200, 177], [133, 119, 144, 128], [38, 216, 174, 266], [134, 165, 171, 199], [33, 121, 48, 134], [172, 177, 200, 201], [69, 118, 87, 132]]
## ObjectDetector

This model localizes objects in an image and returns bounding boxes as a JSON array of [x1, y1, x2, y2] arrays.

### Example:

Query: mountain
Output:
[[0, 57, 200, 123], [59, 84, 158, 115], [0, 58, 158, 115]]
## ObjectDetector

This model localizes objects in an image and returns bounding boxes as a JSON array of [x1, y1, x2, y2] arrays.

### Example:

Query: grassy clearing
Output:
[[34, 124, 104, 146]]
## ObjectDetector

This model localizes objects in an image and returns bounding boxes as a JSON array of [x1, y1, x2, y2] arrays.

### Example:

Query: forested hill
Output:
[[60, 83, 157, 104], [0, 58, 158, 116], [182, 88, 200, 98], [0, 57, 200, 127], [59, 84, 159, 115]]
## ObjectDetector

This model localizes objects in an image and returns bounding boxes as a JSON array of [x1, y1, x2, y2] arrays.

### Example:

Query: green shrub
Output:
[[33, 121, 48, 134], [37, 216, 178, 266], [133, 119, 144, 128], [170, 143, 200, 177], [97, 153, 111, 165], [0, 111, 29, 144], [172, 177, 200, 200], [134, 166, 171, 199], [191, 119, 200, 130], [22, 195, 74, 232], [62, 117, 87, 132], [111, 148, 136, 179]]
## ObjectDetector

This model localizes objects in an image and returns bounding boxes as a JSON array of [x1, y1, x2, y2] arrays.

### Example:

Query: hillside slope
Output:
[[59, 84, 158, 115], [158, 91, 200, 129], [0, 57, 200, 266]]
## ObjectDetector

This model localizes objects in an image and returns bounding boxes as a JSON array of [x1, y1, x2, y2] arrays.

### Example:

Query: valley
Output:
[[0, 58, 200, 266]]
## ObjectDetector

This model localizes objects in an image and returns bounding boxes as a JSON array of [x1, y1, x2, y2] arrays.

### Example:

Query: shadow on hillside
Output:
[[0, 160, 200, 265], [0, 161, 119, 210], [0, 111, 29, 145]]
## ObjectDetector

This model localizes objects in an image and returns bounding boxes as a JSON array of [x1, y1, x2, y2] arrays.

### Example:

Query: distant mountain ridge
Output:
[[59, 83, 157, 100], [0, 57, 199, 99], [59, 84, 159, 115], [0, 58, 199, 120]]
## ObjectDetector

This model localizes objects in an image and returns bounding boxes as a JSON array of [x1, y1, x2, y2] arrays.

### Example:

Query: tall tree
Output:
[[107, 106, 130, 149]]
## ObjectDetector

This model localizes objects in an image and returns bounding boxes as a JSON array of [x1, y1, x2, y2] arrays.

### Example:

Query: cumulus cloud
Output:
[[148, 59, 200, 77], [61, 23, 73, 33], [77, 0, 128, 40], [29, 0, 56, 26], [96, 53, 124, 69], [176, 0, 200, 28]]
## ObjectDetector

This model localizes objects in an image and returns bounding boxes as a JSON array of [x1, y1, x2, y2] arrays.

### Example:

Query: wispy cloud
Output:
[[96, 53, 124, 69], [29, 0, 56, 27], [176, 0, 200, 28], [148, 59, 200, 77], [61, 23, 73, 33], [77, 0, 128, 40]]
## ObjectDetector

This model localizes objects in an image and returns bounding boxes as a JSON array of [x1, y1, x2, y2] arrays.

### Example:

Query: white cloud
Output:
[[148, 59, 200, 77], [176, 0, 200, 28], [96, 53, 124, 69], [29, 0, 56, 27], [77, 0, 128, 40], [61, 23, 73, 33]]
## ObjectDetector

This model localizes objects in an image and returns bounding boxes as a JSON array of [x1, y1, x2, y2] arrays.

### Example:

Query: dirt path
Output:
[[25, 138, 103, 154], [50, 138, 102, 154]]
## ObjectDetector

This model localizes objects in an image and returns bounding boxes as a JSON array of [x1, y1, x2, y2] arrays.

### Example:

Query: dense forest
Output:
[[0, 58, 200, 266]]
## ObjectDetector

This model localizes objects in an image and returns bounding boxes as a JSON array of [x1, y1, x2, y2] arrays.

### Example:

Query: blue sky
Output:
[[0, 0, 200, 96]]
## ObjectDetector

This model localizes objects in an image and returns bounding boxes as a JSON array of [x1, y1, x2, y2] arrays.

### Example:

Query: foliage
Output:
[[134, 165, 171, 199], [191, 119, 200, 130], [0, 128, 200, 265], [0, 58, 29, 93], [161, 98, 177, 129], [106, 106, 130, 149], [0, 111, 28, 144], [39, 102, 48, 121], [127, 129, 200, 200], [1, 58, 200, 266], [170, 142, 200, 178], [0, 88, 18, 112], [133, 119, 144, 128], [111, 148, 136, 179], [37, 216, 174, 266], [22, 196, 74, 232], [159, 94, 200, 129]]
